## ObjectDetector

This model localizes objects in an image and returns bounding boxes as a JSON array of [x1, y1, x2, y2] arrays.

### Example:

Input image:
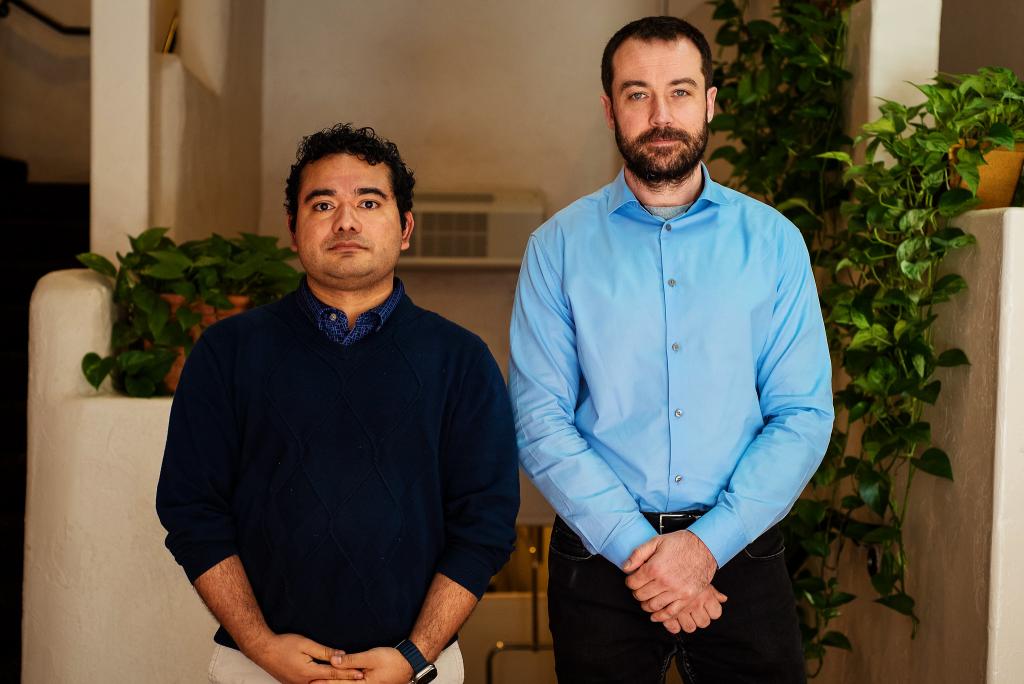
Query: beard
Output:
[[614, 114, 709, 190]]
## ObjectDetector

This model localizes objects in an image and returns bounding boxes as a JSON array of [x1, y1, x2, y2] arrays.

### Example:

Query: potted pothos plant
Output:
[[77, 227, 301, 397], [922, 67, 1024, 208]]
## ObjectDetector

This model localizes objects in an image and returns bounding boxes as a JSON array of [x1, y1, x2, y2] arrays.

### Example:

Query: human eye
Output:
[[313, 201, 333, 212], [673, 89, 690, 97], [358, 199, 380, 209], [627, 91, 647, 101]]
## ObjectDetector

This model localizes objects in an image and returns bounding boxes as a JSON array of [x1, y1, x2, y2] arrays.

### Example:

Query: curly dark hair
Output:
[[601, 16, 713, 98], [284, 123, 415, 233]]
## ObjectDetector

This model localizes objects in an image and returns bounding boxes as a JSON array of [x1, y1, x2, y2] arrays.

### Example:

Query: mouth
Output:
[[327, 242, 368, 252]]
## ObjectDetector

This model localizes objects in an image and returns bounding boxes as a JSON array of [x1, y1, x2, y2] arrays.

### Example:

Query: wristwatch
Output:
[[395, 639, 437, 683]]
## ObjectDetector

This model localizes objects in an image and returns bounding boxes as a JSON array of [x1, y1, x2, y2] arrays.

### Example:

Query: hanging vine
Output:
[[706, 0, 1011, 676]]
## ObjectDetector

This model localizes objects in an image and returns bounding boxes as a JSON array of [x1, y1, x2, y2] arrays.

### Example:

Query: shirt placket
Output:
[[660, 218, 686, 509]]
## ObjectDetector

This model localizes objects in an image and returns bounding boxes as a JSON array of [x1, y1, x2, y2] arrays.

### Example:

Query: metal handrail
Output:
[[0, 0, 90, 36]]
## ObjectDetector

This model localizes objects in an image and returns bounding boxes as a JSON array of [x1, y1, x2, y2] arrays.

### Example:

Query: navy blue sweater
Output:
[[156, 292, 520, 652]]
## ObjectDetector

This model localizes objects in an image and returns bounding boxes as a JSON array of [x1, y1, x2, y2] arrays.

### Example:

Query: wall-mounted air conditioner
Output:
[[407, 191, 545, 264]]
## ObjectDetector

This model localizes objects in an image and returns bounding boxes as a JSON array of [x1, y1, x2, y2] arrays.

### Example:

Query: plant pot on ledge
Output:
[[77, 228, 300, 397], [950, 142, 1024, 209], [157, 293, 252, 391]]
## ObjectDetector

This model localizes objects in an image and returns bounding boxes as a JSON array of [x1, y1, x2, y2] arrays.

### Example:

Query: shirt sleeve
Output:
[[510, 233, 658, 569], [155, 335, 240, 583], [687, 220, 835, 567], [434, 345, 521, 599]]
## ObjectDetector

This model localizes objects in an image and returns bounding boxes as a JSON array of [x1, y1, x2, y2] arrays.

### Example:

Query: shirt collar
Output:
[[297, 275, 405, 330], [607, 162, 732, 217]]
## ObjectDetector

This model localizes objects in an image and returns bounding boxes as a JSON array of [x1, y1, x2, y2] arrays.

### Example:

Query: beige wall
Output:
[[940, 0, 1024, 78], [0, 0, 90, 182], [257, 0, 670, 239], [151, 0, 264, 242]]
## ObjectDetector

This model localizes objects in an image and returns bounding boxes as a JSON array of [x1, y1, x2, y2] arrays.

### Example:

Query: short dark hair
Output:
[[284, 123, 415, 232], [601, 16, 713, 97]]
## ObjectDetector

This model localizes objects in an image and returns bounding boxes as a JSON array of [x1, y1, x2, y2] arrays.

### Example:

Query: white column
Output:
[[90, 0, 153, 258]]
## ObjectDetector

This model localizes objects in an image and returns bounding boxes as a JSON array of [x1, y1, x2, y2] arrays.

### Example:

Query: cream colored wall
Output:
[[257, 0, 670, 240], [0, 0, 90, 181], [940, 0, 1024, 78], [151, 0, 264, 242]]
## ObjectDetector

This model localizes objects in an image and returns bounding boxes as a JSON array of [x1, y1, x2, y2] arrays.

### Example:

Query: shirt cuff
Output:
[[600, 514, 658, 570], [687, 506, 749, 569]]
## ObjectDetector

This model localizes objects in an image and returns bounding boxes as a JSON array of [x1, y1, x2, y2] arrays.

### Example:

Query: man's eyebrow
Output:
[[356, 187, 389, 199], [303, 188, 335, 204], [619, 79, 649, 92], [619, 77, 700, 92]]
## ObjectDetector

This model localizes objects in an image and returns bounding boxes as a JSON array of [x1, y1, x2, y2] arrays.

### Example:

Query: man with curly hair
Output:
[[157, 124, 519, 684]]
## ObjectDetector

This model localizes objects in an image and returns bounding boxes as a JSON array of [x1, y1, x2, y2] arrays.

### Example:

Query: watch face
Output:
[[415, 664, 438, 683]]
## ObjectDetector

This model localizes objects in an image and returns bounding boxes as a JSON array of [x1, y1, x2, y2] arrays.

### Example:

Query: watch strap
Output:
[[395, 639, 430, 677]]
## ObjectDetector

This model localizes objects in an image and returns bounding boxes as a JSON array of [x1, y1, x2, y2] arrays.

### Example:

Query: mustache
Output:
[[635, 127, 693, 146]]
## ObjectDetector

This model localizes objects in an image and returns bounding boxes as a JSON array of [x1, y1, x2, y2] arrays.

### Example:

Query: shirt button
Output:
[[667, 278, 676, 287], [674, 408, 683, 418], [329, 313, 337, 321], [671, 342, 680, 352], [674, 475, 683, 483], [664, 223, 672, 231]]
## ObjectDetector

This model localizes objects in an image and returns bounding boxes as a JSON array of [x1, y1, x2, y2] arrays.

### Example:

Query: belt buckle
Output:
[[658, 513, 689, 534]]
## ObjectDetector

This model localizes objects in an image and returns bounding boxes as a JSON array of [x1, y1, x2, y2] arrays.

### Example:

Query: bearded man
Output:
[[509, 16, 834, 684]]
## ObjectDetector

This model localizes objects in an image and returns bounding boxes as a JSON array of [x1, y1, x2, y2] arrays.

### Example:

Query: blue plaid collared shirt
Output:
[[296, 275, 405, 346]]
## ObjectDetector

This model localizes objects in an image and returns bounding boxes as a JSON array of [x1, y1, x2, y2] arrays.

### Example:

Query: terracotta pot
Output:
[[154, 294, 252, 392], [949, 142, 1024, 210], [196, 295, 251, 328]]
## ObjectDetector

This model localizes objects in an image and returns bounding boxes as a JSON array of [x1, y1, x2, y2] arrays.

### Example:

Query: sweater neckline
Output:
[[270, 290, 422, 361]]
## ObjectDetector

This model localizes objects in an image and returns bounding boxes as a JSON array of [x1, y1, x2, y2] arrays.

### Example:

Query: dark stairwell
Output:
[[1, 155, 90, 679]]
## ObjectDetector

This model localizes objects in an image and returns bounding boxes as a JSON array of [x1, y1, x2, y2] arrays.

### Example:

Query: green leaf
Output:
[[955, 161, 981, 195], [862, 116, 896, 135], [858, 471, 890, 516], [148, 298, 171, 339], [794, 499, 828, 526], [938, 188, 980, 216], [817, 151, 852, 164], [716, 25, 740, 46], [176, 307, 202, 331], [900, 421, 932, 445], [913, 447, 953, 480], [875, 592, 916, 617], [133, 227, 170, 253], [142, 262, 186, 280], [986, 122, 1015, 150], [931, 274, 968, 301], [131, 284, 158, 314], [821, 631, 853, 651], [117, 350, 153, 374], [81, 353, 116, 389], [124, 374, 157, 398], [909, 380, 941, 404], [912, 353, 927, 378], [936, 348, 970, 366], [711, 0, 741, 20], [827, 591, 856, 608], [76, 253, 117, 278]]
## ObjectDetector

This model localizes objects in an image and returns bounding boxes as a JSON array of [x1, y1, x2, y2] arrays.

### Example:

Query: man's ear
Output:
[[601, 94, 616, 131], [400, 212, 415, 251], [705, 86, 718, 124], [287, 216, 298, 251]]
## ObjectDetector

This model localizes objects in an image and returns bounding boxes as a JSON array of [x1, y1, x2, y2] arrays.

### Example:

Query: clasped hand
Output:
[[248, 632, 413, 684], [623, 530, 728, 634]]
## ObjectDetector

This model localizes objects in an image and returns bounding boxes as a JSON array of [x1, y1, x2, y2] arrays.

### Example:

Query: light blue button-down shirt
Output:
[[509, 164, 834, 569]]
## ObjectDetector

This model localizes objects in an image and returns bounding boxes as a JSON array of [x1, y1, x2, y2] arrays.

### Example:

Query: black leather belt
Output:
[[642, 511, 705, 534]]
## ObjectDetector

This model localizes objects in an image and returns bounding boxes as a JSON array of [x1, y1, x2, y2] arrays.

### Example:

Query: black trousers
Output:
[[547, 517, 805, 684]]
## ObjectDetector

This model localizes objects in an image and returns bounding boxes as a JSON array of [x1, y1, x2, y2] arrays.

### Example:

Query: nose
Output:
[[650, 94, 672, 128], [333, 204, 361, 233]]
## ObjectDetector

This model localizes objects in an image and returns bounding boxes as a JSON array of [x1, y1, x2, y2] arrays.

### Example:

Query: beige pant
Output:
[[208, 641, 464, 684]]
